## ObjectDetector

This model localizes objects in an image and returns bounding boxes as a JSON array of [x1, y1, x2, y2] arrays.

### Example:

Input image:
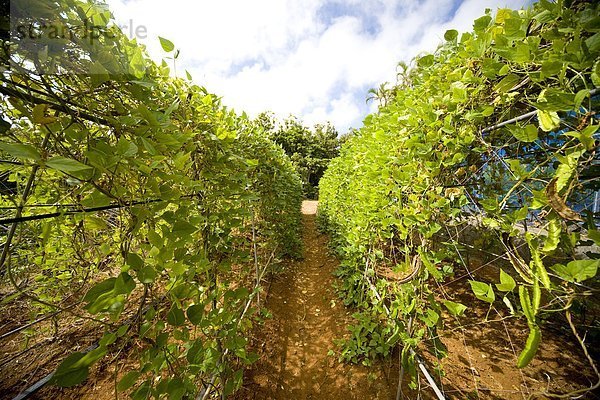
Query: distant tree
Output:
[[256, 113, 341, 199], [366, 82, 395, 108], [254, 111, 277, 133]]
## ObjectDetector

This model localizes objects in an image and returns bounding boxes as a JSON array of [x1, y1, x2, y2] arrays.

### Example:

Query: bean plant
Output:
[[0, 1, 302, 398], [319, 0, 599, 395]]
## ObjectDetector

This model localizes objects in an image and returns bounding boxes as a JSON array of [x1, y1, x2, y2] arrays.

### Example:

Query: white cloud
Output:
[[106, 0, 532, 134]]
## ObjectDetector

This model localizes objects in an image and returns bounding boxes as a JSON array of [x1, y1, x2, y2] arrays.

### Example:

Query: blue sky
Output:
[[107, 0, 532, 134]]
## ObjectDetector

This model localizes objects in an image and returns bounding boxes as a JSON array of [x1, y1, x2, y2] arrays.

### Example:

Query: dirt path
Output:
[[237, 201, 395, 399]]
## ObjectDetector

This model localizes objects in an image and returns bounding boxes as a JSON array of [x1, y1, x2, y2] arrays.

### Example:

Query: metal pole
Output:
[[410, 349, 447, 400], [481, 88, 599, 134], [366, 276, 446, 400]]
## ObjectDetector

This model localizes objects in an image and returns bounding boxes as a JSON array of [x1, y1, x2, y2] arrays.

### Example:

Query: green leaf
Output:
[[226, 335, 247, 350], [481, 106, 494, 116], [423, 308, 440, 327], [46, 156, 93, 174], [494, 73, 520, 93], [481, 58, 505, 78], [496, 269, 516, 292], [574, 89, 589, 110], [136, 266, 157, 284], [51, 353, 90, 387], [469, 280, 495, 303], [585, 32, 600, 53], [513, 205, 529, 222], [531, 189, 548, 209], [115, 272, 136, 294], [579, 124, 598, 151], [132, 381, 151, 400], [169, 262, 187, 276], [443, 300, 467, 316], [509, 43, 530, 63], [551, 259, 599, 283], [450, 81, 467, 101], [417, 54, 434, 67], [186, 304, 204, 325], [116, 138, 138, 157], [541, 60, 563, 77], [473, 15, 492, 33], [509, 124, 538, 142], [0, 142, 41, 161], [167, 304, 185, 326], [187, 340, 204, 364], [593, 71, 600, 88], [117, 325, 129, 337], [99, 332, 117, 347], [535, 89, 574, 112], [32, 104, 57, 125], [421, 252, 443, 280], [117, 371, 140, 391], [554, 155, 579, 193], [507, 159, 527, 178], [129, 51, 147, 77], [148, 230, 163, 248], [588, 230, 600, 246], [537, 110, 560, 132], [503, 15, 524, 38], [89, 61, 110, 87], [126, 253, 144, 270], [517, 324, 541, 368], [159, 36, 175, 52], [172, 221, 197, 236], [533, 9, 554, 23], [167, 378, 186, 400], [52, 347, 107, 387], [83, 278, 116, 303], [81, 189, 111, 208], [481, 197, 499, 212], [83, 274, 131, 314], [223, 369, 244, 396], [444, 29, 458, 41]]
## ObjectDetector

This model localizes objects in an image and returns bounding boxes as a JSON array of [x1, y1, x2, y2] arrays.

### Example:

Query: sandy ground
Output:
[[301, 200, 318, 215]]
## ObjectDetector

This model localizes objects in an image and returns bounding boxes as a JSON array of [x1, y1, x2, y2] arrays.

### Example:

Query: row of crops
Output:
[[318, 0, 599, 394], [1, 1, 303, 398], [2, 0, 600, 398]]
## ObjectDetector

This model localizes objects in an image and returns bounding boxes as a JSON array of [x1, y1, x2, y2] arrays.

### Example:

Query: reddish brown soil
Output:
[[235, 201, 397, 399], [237, 201, 600, 400], [427, 269, 600, 400], [2, 200, 598, 399]]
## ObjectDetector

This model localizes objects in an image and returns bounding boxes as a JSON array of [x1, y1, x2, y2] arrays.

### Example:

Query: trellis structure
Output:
[[318, 1, 600, 398]]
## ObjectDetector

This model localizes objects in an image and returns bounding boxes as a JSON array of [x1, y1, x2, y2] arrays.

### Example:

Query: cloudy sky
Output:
[[106, 0, 532, 134]]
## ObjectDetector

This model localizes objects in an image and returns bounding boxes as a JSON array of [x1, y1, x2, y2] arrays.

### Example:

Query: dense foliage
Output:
[[0, 0, 302, 398], [319, 0, 599, 393], [259, 113, 340, 199]]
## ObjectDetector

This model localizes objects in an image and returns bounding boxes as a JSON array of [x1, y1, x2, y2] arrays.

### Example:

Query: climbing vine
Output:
[[319, 0, 599, 395], [0, 0, 301, 398]]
